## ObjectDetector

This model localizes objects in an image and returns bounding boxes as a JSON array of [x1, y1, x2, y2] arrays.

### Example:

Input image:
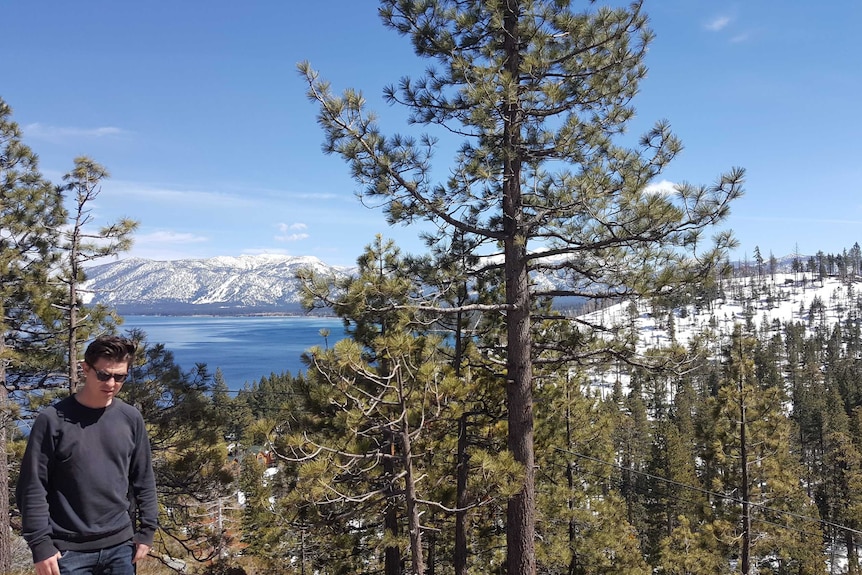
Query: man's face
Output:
[[79, 358, 130, 408]]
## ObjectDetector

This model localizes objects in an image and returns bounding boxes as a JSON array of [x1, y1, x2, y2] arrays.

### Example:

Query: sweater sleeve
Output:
[[16, 412, 60, 563], [129, 413, 159, 546]]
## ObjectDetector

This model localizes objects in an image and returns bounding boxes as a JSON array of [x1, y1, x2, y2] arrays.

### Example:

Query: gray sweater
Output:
[[16, 395, 158, 563]]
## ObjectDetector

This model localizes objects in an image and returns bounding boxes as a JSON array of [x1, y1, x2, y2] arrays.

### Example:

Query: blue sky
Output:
[[3, 1, 861, 267]]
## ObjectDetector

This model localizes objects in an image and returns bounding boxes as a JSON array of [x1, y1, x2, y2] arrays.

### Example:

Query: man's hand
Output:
[[132, 543, 151, 565], [34, 552, 61, 575]]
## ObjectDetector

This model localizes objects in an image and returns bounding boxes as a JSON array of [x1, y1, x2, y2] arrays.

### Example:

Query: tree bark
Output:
[[502, 3, 535, 573], [739, 361, 751, 575], [566, 378, 577, 575], [504, 250, 535, 575], [847, 530, 858, 575], [0, 348, 12, 575], [68, 273, 78, 393], [67, 199, 82, 394], [401, 420, 425, 574], [455, 414, 469, 575], [384, 428, 402, 575]]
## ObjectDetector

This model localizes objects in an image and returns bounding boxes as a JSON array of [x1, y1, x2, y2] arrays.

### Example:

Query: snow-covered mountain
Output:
[[82, 255, 354, 315], [83, 254, 586, 315]]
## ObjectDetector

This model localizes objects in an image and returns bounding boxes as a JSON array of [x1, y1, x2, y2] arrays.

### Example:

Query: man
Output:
[[17, 336, 158, 575]]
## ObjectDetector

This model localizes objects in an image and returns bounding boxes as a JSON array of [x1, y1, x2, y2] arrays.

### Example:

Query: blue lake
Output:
[[120, 315, 347, 390]]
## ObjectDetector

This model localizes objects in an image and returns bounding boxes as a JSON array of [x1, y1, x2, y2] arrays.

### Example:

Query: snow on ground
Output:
[[575, 272, 861, 400], [582, 272, 860, 353]]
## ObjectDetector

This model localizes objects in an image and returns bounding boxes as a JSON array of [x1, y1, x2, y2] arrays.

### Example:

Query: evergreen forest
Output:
[[3, 1, 862, 574]]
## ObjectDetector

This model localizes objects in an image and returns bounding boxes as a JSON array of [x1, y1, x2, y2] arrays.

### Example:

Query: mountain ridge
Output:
[[82, 253, 817, 316], [83, 255, 355, 315], [84, 253, 591, 315]]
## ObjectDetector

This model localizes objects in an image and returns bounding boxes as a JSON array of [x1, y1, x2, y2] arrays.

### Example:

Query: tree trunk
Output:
[[0, 348, 12, 575], [502, 3, 535, 573], [455, 414, 469, 575], [427, 532, 435, 575], [566, 378, 577, 575], [68, 301, 77, 393], [453, 280, 470, 575], [384, 429, 401, 575], [504, 256, 536, 575], [847, 529, 859, 575], [68, 236, 79, 394], [401, 421, 425, 575], [739, 373, 751, 575]]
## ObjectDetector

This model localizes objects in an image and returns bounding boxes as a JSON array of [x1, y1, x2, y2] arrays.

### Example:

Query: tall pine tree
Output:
[[58, 157, 138, 392], [300, 2, 742, 571], [0, 97, 67, 572]]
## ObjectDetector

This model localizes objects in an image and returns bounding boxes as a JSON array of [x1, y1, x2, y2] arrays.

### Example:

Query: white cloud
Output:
[[275, 222, 310, 242], [705, 15, 731, 31], [110, 180, 259, 208], [137, 230, 209, 244], [276, 232, 310, 242], [69, 179, 349, 215], [643, 180, 678, 196], [23, 122, 127, 143], [296, 192, 342, 200], [278, 222, 308, 232]]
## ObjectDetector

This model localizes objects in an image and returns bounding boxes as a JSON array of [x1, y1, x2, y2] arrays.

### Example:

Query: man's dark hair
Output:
[[84, 335, 136, 366]]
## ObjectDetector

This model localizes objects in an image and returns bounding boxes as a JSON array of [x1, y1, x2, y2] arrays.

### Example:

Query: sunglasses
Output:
[[87, 365, 129, 383]]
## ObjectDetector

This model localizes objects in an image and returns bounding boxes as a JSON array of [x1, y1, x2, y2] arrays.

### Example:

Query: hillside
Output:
[[579, 271, 860, 398], [622, 272, 853, 348]]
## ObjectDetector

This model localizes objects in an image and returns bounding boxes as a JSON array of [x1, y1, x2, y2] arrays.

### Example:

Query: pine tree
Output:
[[656, 515, 731, 575], [212, 368, 254, 448], [613, 367, 651, 548], [534, 369, 649, 575], [769, 251, 778, 281], [645, 378, 718, 566], [0, 97, 67, 572], [815, 381, 862, 573], [293, 237, 492, 574], [226, 370, 320, 572], [238, 454, 286, 568], [851, 242, 862, 277], [815, 250, 826, 286], [753, 246, 764, 280], [416, 230, 510, 575], [58, 157, 138, 392], [122, 332, 236, 564], [299, 2, 742, 570], [709, 326, 824, 574]]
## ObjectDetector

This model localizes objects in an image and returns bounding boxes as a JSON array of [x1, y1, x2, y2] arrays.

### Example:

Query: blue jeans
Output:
[[58, 541, 135, 575]]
